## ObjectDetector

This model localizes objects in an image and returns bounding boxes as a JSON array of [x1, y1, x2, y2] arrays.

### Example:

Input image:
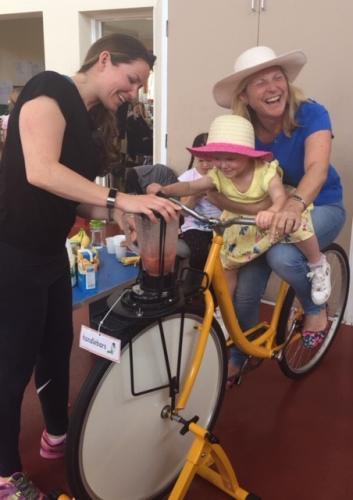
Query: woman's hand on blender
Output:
[[117, 192, 180, 223]]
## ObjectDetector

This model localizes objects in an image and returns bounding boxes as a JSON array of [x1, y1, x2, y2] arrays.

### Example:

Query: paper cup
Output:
[[113, 235, 127, 260], [105, 236, 116, 254]]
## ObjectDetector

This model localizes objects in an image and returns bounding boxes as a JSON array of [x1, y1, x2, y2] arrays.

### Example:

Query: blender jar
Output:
[[134, 214, 179, 277]]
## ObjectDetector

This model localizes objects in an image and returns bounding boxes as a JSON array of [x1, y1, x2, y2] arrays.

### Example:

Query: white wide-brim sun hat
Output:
[[187, 115, 273, 161], [213, 46, 307, 109]]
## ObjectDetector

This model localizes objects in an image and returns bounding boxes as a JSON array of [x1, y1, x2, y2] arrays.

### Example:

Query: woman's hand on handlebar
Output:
[[269, 199, 302, 241], [117, 192, 180, 223]]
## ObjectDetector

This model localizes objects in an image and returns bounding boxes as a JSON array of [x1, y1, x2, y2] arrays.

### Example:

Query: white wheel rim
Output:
[[78, 314, 224, 500]]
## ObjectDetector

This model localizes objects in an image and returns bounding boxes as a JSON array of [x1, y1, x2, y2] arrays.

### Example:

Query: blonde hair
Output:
[[79, 33, 156, 174], [231, 71, 307, 137], [133, 102, 148, 120]]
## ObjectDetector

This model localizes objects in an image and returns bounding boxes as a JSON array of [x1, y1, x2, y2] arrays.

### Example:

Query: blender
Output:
[[117, 213, 184, 318]]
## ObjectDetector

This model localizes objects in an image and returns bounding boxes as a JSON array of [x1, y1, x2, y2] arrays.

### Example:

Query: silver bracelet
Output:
[[290, 193, 307, 210], [107, 207, 115, 223]]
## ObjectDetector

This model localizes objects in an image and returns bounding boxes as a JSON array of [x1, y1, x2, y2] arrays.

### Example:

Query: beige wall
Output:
[[167, 0, 259, 173]]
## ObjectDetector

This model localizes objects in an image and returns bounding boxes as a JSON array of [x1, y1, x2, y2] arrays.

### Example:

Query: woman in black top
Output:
[[126, 101, 153, 161], [0, 33, 178, 497]]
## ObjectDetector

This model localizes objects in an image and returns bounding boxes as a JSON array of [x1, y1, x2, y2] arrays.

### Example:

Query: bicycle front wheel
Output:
[[67, 308, 227, 500], [276, 243, 349, 378]]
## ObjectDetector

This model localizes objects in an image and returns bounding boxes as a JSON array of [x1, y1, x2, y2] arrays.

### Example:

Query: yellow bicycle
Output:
[[66, 201, 349, 500]]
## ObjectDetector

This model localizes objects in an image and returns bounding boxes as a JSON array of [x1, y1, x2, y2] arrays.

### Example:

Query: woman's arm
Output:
[[293, 130, 331, 203], [206, 191, 272, 214], [19, 96, 179, 222], [76, 204, 111, 220], [77, 205, 126, 231], [269, 130, 331, 237]]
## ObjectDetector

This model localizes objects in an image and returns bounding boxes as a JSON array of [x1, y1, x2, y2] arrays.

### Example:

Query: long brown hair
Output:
[[79, 33, 156, 174], [231, 71, 307, 137]]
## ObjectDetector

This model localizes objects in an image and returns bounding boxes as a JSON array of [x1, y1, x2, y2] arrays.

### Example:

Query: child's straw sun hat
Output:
[[188, 115, 273, 161]]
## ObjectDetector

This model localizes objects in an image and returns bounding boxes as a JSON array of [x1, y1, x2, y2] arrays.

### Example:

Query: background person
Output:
[[126, 101, 153, 164], [0, 86, 24, 158], [0, 33, 178, 498], [178, 133, 222, 273], [211, 46, 345, 381]]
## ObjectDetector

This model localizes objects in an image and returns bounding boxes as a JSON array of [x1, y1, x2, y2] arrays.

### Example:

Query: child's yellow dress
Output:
[[208, 160, 314, 269]]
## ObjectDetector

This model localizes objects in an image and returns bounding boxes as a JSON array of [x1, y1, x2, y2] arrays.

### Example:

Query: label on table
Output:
[[79, 325, 121, 363]]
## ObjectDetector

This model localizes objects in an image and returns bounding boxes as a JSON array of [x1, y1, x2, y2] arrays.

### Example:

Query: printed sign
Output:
[[79, 325, 121, 363]]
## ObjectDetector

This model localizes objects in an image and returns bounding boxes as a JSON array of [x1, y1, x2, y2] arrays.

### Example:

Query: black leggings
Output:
[[0, 242, 73, 475]]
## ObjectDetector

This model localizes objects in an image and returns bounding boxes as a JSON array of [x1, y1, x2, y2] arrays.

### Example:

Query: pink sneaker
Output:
[[40, 429, 66, 460], [0, 472, 45, 499]]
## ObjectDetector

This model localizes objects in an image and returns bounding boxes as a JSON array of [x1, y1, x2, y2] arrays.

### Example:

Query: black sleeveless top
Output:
[[0, 71, 101, 256]]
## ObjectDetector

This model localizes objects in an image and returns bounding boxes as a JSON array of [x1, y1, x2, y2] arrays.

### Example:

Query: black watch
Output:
[[106, 188, 119, 208]]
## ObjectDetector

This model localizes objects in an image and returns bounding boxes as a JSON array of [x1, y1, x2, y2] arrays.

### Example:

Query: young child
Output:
[[148, 115, 331, 349]]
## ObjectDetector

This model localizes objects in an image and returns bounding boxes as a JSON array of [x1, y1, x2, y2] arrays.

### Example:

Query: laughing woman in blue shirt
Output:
[[211, 46, 345, 384]]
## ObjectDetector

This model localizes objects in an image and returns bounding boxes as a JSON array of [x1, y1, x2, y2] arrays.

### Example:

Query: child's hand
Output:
[[256, 210, 275, 229], [146, 182, 163, 195]]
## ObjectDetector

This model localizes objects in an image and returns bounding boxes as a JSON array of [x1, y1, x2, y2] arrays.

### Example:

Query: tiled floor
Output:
[[20, 304, 353, 500]]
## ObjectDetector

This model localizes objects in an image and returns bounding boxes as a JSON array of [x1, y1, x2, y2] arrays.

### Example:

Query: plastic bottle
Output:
[[89, 219, 104, 248], [65, 239, 77, 287]]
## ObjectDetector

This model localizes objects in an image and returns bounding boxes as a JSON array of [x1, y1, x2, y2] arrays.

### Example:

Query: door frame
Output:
[[90, 0, 168, 164]]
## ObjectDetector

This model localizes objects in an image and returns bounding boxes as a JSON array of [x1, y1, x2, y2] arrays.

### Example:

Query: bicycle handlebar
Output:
[[168, 196, 256, 229]]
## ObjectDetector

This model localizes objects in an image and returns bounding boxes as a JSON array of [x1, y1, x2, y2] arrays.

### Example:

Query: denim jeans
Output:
[[230, 202, 346, 367]]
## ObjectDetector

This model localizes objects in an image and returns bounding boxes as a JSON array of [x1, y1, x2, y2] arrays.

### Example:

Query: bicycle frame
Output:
[[175, 232, 289, 412]]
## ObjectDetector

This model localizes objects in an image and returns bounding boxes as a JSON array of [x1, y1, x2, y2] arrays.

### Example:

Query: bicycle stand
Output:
[[168, 421, 261, 500], [48, 423, 261, 500]]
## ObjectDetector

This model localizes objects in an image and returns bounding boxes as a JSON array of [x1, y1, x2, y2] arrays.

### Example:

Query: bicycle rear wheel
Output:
[[276, 243, 349, 379], [66, 307, 227, 500]]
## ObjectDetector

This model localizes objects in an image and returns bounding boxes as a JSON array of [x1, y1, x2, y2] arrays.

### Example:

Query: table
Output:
[[72, 247, 139, 309]]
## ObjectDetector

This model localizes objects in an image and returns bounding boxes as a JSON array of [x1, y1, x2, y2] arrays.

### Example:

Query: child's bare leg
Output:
[[223, 268, 238, 297]]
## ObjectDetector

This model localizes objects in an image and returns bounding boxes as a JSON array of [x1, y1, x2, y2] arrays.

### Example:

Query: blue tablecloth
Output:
[[72, 247, 139, 309]]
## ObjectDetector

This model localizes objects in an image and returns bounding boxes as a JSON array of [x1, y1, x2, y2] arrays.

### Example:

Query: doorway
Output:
[[102, 15, 154, 169]]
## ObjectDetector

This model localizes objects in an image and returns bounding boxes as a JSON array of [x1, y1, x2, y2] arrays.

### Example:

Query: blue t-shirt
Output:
[[255, 100, 342, 206]]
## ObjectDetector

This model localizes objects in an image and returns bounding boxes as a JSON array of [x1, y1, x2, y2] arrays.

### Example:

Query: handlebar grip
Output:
[[156, 195, 257, 228]]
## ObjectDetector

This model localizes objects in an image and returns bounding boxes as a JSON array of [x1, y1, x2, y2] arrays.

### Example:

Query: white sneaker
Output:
[[307, 255, 331, 305]]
